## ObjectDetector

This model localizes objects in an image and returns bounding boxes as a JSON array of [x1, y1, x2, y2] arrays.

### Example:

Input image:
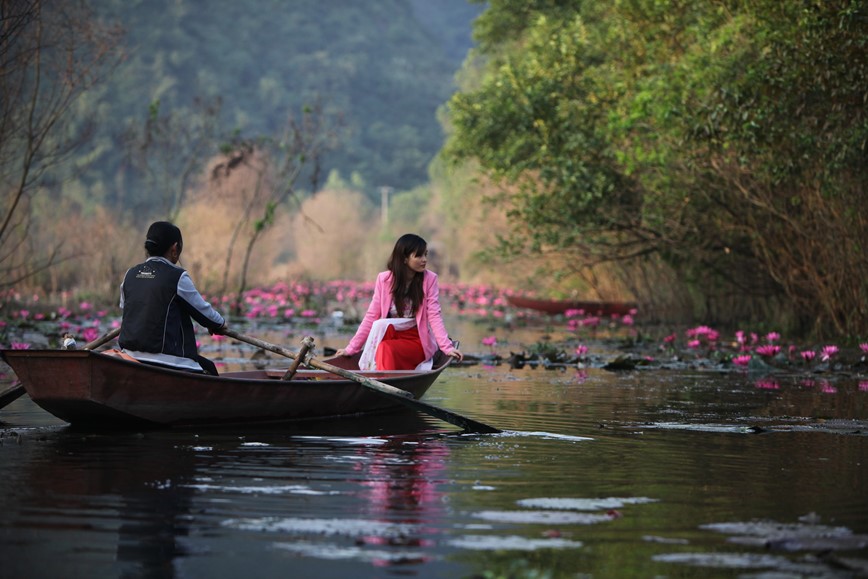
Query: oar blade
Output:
[[393, 395, 501, 434]]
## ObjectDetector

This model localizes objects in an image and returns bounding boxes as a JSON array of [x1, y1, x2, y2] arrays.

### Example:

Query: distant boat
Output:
[[506, 295, 637, 316], [0, 349, 451, 428]]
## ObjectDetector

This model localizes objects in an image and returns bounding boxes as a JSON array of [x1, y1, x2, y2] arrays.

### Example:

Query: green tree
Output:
[[444, 0, 868, 336]]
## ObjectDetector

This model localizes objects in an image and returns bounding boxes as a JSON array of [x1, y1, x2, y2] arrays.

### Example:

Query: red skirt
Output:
[[375, 325, 425, 370]]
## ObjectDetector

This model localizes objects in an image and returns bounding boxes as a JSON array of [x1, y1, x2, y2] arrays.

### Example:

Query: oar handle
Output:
[[281, 335, 314, 380], [83, 327, 122, 350]]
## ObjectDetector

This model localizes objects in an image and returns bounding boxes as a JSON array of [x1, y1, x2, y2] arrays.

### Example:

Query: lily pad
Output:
[[516, 497, 657, 511], [701, 520, 868, 552], [473, 510, 614, 525], [448, 534, 583, 551]]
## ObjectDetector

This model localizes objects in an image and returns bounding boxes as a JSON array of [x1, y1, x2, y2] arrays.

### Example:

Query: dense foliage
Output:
[[5, 1, 867, 339], [445, 0, 868, 337]]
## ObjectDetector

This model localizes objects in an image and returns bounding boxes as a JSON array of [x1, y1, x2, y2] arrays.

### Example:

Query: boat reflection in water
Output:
[[3, 408, 451, 578]]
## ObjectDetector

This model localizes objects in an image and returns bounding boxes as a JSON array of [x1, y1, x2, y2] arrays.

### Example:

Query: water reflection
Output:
[[355, 438, 449, 555], [4, 431, 198, 579], [2, 326, 868, 577], [0, 408, 453, 577]]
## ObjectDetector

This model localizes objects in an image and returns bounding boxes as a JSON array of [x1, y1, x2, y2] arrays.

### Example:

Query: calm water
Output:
[[1, 321, 867, 578]]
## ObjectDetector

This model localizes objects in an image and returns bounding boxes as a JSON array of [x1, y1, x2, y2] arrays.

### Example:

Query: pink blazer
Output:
[[345, 269, 456, 360]]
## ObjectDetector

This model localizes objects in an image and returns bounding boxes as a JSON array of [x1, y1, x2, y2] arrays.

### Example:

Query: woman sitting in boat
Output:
[[118, 221, 227, 375], [335, 233, 463, 370]]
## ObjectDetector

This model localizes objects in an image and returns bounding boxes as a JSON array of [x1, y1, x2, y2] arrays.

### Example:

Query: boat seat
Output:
[[102, 349, 142, 363]]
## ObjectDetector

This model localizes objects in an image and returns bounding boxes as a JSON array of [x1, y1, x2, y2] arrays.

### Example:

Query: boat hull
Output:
[[0, 349, 449, 428], [506, 295, 637, 316]]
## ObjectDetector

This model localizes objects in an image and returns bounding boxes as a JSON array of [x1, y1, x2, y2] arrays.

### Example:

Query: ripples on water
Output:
[[2, 341, 868, 577]]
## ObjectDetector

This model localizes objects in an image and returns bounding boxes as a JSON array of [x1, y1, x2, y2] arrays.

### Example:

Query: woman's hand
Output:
[[335, 348, 350, 357], [449, 349, 464, 362]]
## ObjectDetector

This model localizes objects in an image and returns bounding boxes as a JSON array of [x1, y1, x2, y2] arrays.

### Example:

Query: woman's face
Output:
[[405, 249, 428, 274]]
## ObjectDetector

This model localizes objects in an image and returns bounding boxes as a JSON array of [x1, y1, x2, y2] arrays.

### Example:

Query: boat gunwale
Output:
[[2, 348, 450, 384]]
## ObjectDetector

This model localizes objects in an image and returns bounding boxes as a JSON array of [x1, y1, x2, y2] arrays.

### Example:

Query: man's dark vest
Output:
[[119, 259, 197, 358]]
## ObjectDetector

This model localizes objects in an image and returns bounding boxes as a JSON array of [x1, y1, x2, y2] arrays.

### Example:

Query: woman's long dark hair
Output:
[[386, 233, 427, 316]]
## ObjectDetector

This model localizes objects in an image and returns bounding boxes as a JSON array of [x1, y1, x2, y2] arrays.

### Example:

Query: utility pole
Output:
[[380, 186, 393, 226]]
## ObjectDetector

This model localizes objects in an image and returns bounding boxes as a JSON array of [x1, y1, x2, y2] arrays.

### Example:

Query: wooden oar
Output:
[[83, 327, 122, 350], [223, 329, 501, 434], [0, 381, 26, 410]]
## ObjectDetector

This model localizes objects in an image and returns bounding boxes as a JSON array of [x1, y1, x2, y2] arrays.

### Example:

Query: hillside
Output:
[[84, 0, 483, 206]]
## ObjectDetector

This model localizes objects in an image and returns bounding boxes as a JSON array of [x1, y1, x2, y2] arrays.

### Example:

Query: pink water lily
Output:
[[481, 336, 497, 347], [755, 379, 780, 390], [686, 325, 713, 337], [859, 343, 868, 353], [732, 354, 752, 367], [820, 345, 839, 361], [820, 381, 837, 394], [81, 327, 100, 342], [686, 325, 719, 342], [800, 350, 816, 362], [735, 330, 753, 351], [11, 342, 31, 349], [756, 344, 780, 358], [575, 344, 588, 357]]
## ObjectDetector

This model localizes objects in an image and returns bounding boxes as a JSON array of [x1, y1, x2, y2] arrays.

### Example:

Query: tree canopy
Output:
[[444, 0, 868, 337], [78, 0, 483, 207]]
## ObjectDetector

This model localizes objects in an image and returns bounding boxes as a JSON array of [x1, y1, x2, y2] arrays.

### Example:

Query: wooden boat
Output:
[[506, 295, 637, 316], [0, 381, 25, 410], [0, 349, 452, 428]]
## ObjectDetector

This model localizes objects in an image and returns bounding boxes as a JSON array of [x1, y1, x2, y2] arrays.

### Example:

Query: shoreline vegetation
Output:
[[2, 283, 866, 386], [3, 2, 866, 346]]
